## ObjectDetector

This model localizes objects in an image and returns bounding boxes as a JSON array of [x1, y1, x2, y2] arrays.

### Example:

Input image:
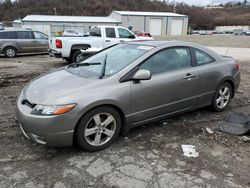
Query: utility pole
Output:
[[53, 8, 57, 16], [173, 1, 176, 13]]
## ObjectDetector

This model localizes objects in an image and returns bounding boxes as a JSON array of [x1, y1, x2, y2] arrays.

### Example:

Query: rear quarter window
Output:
[[193, 48, 215, 65], [0, 31, 16, 39]]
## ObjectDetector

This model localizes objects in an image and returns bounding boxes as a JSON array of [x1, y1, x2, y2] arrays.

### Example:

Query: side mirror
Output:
[[128, 34, 136, 39], [132, 69, 151, 80]]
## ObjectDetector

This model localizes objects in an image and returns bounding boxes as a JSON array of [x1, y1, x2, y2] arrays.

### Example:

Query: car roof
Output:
[[126, 40, 222, 60], [0, 28, 33, 32], [126, 40, 188, 47]]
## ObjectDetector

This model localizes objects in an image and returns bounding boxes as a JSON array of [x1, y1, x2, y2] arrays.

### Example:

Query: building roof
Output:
[[13, 19, 22, 23], [21, 15, 121, 23], [112, 11, 187, 17]]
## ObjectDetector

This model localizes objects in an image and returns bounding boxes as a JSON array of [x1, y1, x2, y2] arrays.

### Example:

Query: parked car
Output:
[[63, 29, 83, 37], [16, 41, 240, 151], [199, 30, 207, 35], [134, 30, 152, 37], [49, 25, 153, 63], [0, 28, 49, 57], [244, 30, 250, 36], [215, 30, 224, 34], [191, 30, 200, 35], [233, 29, 244, 35]]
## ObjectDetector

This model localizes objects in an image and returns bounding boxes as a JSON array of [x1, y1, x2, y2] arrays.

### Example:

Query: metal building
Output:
[[20, 11, 188, 36], [109, 11, 188, 36], [21, 15, 121, 36]]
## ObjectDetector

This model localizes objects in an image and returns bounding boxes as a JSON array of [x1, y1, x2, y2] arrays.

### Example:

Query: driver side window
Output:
[[139, 47, 192, 75], [118, 28, 135, 38]]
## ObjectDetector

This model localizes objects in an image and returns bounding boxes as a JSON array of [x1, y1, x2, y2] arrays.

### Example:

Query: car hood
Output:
[[136, 36, 154, 40], [24, 69, 98, 105]]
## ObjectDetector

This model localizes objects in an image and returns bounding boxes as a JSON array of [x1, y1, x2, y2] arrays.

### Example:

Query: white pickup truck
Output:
[[49, 25, 152, 62]]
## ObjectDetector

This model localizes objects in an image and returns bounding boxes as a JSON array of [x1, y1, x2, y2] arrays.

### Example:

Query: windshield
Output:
[[67, 44, 154, 78]]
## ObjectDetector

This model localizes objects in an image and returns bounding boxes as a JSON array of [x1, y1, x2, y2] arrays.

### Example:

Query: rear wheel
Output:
[[64, 57, 72, 63], [76, 106, 121, 151], [212, 82, 232, 112], [71, 50, 84, 63], [4, 47, 17, 58]]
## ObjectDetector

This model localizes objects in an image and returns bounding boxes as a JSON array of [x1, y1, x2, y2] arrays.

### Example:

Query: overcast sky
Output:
[[169, 0, 245, 6], [0, 0, 247, 6]]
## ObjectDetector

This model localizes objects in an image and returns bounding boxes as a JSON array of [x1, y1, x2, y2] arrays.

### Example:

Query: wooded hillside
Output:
[[0, 0, 249, 30]]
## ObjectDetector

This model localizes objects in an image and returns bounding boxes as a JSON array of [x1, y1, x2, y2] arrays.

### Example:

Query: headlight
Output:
[[31, 104, 76, 115]]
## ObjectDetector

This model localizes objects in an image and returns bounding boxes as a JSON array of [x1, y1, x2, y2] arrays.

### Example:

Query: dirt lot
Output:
[[0, 36, 250, 188], [158, 35, 250, 48]]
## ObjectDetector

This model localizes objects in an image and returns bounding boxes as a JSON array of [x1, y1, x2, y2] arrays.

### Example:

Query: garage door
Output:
[[171, 19, 183, 36], [149, 19, 162, 36]]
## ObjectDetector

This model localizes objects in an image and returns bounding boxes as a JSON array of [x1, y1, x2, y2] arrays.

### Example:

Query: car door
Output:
[[103, 27, 120, 48], [191, 48, 218, 106], [16, 31, 36, 53], [88, 27, 103, 48], [130, 47, 201, 124], [33, 31, 49, 52]]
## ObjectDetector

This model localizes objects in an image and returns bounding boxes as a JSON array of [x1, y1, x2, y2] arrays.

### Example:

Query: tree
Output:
[[0, 0, 249, 30]]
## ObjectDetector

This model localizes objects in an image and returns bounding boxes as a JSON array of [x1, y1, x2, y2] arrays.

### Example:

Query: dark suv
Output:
[[0, 29, 49, 57]]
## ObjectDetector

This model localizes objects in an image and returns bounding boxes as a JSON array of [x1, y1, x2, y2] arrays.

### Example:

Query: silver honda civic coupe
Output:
[[16, 41, 240, 151]]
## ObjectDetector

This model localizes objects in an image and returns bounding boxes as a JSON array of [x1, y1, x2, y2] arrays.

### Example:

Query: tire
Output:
[[64, 57, 72, 63], [211, 82, 233, 112], [4, 47, 17, 58], [76, 106, 121, 151], [71, 50, 83, 63]]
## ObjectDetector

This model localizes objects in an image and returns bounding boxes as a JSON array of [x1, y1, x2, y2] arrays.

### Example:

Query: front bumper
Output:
[[48, 48, 62, 58], [19, 123, 46, 145], [16, 94, 76, 147]]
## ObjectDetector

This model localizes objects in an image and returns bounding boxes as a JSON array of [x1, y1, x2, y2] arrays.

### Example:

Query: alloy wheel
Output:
[[6, 48, 16, 57], [216, 86, 231, 109], [84, 113, 116, 146], [76, 54, 84, 62]]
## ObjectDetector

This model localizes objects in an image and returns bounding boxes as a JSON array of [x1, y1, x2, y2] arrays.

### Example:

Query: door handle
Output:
[[105, 40, 111, 42], [184, 73, 195, 80], [120, 40, 124, 42]]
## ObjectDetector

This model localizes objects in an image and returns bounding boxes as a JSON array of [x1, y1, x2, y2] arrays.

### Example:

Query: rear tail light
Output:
[[55, 39, 62, 48], [235, 63, 240, 71]]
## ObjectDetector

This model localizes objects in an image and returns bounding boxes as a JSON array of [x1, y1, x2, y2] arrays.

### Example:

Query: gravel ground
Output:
[[157, 35, 250, 48], [0, 43, 250, 188]]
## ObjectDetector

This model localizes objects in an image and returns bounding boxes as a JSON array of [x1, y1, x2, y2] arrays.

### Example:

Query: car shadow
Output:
[[27, 106, 227, 155], [0, 52, 49, 58]]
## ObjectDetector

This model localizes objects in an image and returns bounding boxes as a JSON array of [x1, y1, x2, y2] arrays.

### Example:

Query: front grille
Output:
[[21, 99, 35, 108]]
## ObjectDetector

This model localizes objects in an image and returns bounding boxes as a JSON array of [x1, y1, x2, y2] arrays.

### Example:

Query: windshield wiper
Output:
[[99, 54, 107, 79], [68, 62, 101, 68]]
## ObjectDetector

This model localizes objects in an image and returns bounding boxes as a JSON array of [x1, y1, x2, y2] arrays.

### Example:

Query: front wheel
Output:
[[76, 107, 121, 151], [211, 82, 232, 112]]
